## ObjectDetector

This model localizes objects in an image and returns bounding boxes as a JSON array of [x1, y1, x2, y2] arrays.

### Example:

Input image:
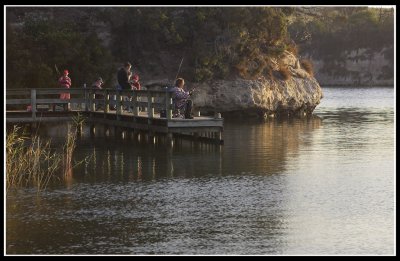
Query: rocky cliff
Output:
[[308, 48, 393, 86], [191, 76, 322, 118]]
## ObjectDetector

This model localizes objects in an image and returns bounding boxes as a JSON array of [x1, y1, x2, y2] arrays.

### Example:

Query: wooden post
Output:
[[66, 89, 70, 111], [103, 124, 108, 137], [84, 89, 89, 112], [105, 91, 109, 114], [90, 124, 95, 137], [31, 89, 36, 120], [90, 91, 95, 112], [133, 91, 139, 116], [116, 92, 122, 120], [166, 91, 173, 120], [216, 131, 223, 144], [167, 132, 173, 145], [147, 91, 154, 118]]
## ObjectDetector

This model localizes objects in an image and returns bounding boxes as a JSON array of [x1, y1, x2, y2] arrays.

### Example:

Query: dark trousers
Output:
[[184, 100, 193, 118]]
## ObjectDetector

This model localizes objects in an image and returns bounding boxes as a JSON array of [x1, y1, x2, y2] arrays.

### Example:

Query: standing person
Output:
[[171, 78, 194, 119], [116, 62, 132, 111], [59, 69, 71, 111], [117, 62, 132, 90], [91, 77, 104, 110]]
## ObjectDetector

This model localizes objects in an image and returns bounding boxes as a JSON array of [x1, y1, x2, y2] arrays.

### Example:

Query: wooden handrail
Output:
[[6, 88, 175, 120]]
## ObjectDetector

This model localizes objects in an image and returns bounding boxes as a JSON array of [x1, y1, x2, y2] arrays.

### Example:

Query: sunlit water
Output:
[[6, 87, 395, 255]]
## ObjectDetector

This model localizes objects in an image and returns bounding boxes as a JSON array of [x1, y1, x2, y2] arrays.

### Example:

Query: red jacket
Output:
[[131, 81, 141, 90], [59, 76, 71, 88]]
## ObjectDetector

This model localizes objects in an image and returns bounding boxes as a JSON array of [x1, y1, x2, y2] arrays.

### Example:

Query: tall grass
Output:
[[6, 126, 61, 191], [6, 121, 83, 192]]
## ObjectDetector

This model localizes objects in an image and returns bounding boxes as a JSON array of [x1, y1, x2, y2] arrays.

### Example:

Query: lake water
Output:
[[6, 87, 395, 255]]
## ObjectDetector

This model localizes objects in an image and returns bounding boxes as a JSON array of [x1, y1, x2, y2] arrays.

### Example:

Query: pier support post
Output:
[[165, 91, 173, 120], [216, 131, 223, 144], [104, 92, 109, 116], [166, 132, 173, 145], [90, 124, 95, 137], [114, 126, 122, 139], [147, 92, 154, 118], [103, 125, 108, 137], [133, 92, 139, 116], [31, 89, 36, 121], [116, 92, 122, 120], [90, 92, 96, 112]]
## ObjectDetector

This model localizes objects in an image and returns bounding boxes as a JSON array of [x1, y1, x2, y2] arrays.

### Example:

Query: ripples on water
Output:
[[6, 87, 394, 255]]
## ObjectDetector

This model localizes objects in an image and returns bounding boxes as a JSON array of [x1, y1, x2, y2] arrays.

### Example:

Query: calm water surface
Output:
[[6, 87, 395, 255]]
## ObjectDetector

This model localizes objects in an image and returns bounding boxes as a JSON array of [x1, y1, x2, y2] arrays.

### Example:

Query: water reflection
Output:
[[61, 116, 321, 185], [223, 116, 322, 176]]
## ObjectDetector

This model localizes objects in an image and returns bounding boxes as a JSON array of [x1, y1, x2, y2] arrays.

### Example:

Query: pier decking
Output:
[[6, 88, 224, 143]]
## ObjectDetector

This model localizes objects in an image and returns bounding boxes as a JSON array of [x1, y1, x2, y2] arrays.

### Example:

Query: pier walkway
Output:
[[6, 88, 224, 143]]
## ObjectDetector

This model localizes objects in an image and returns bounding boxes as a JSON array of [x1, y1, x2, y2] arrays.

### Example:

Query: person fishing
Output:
[[58, 69, 72, 111], [115, 62, 132, 110], [171, 78, 195, 119]]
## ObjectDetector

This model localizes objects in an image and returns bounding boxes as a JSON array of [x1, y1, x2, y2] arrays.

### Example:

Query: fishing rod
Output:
[[54, 64, 60, 77], [174, 57, 184, 81]]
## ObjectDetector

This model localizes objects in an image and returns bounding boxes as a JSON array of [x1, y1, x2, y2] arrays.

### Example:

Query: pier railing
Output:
[[6, 88, 174, 120]]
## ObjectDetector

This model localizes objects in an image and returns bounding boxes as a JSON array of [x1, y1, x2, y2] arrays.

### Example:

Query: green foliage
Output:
[[6, 11, 114, 89], [7, 7, 294, 86], [105, 7, 291, 82]]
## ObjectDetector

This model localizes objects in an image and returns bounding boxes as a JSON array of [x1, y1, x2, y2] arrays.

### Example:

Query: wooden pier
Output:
[[6, 88, 224, 143]]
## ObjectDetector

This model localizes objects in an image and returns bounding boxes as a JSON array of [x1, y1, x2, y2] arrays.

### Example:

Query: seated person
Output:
[[171, 78, 194, 119], [130, 74, 141, 90]]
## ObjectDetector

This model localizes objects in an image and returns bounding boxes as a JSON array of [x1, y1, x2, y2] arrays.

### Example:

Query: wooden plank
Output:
[[35, 98, 84, 103], [6, 117, 74, 123], [6, 99, 32, 105], [168, 127, 222, 133], [6, 90, 30, 95], [34, 89, 85, 95], [168, 119, 223, 128]]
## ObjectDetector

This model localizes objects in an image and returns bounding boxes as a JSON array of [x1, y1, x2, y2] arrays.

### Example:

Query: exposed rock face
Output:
[[305, 48, 394, 86], [145, 51, 323, 118], [191, 76, 322, 117], [189, 50, 323, 117]]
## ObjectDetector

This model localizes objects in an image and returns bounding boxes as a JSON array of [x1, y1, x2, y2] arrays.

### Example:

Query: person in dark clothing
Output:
[[115, 62, 131, 110], [117, 62, 132, 90]]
